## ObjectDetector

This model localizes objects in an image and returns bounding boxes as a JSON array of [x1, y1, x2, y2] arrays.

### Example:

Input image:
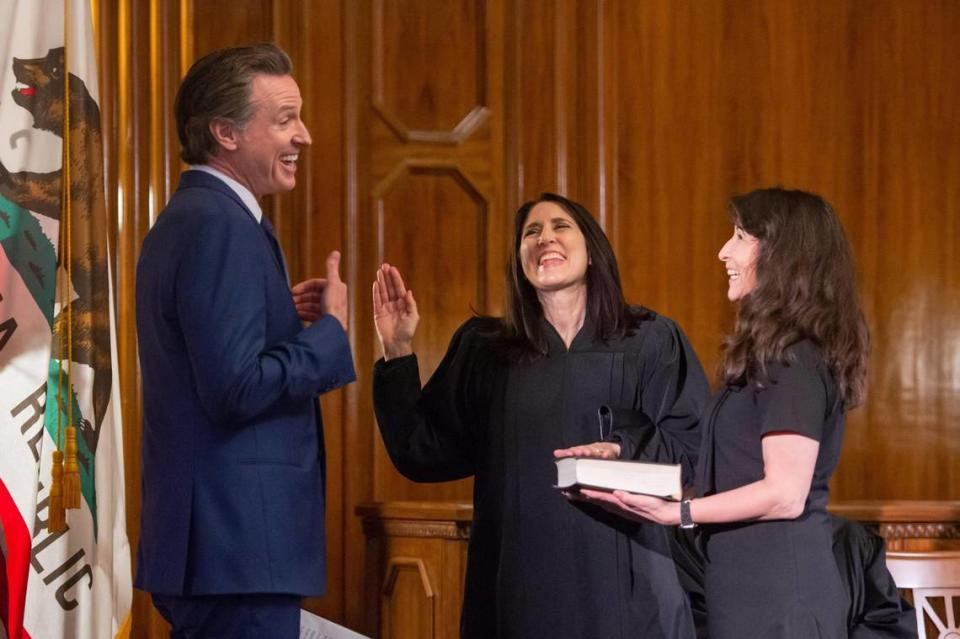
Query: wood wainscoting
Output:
[[830, 501, 960, 551], [358, 500, 960, 638], [356, 502, 473, 639]]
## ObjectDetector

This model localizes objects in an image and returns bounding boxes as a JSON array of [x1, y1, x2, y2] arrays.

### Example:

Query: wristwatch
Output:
[[679, 499, 697, 529]]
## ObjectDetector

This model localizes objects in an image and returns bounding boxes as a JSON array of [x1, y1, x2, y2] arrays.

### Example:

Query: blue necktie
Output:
[[260, 215, 290, 284]]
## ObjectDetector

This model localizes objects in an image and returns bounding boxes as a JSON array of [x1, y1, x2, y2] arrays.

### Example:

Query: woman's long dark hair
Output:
[[496, 193, 650, 362], [720, 187, 870, 409]]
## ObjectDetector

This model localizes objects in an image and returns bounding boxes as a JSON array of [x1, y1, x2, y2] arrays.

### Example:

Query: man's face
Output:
[[230, 73, 311, 198]]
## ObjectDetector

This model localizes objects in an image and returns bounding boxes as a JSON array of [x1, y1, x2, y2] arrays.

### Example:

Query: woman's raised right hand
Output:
[[373, 263, 419, 360]]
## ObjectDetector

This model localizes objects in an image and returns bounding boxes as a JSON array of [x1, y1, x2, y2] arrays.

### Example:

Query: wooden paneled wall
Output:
[[95, 1, 960, 635], [94, 1, 185, 636]]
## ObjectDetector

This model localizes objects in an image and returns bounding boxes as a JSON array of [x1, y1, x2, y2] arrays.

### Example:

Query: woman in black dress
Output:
[[577, 188, 870, 638], [371, 193, 709, 638]]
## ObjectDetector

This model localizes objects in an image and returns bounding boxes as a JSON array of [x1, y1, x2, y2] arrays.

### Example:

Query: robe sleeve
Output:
[[606, 316, 710, 486], [372, 317, 494, 482], [831, 515, 918, 639]]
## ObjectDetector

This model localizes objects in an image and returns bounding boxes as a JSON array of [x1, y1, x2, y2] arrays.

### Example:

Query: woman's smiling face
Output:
[[518, 201, 589, 294], [718, 225, 760, 301]]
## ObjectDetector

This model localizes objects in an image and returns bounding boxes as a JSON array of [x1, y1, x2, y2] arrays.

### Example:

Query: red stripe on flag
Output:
[[0, 544, 7, 634], [0, 479, 32, 639]]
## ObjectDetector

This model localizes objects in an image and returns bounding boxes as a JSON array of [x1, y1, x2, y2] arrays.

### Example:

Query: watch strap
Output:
[[680, 499, 696, 529]]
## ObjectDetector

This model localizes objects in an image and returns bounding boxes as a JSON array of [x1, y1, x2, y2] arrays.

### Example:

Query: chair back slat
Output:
[[886, 550, 960, 639]]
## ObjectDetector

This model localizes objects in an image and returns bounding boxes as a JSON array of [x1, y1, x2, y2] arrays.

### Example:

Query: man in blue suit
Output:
[[135, 43, 356, 638]]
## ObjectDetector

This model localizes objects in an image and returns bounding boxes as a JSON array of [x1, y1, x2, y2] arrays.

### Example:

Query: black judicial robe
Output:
[[373, 312, 709, 639], [831, 517, 917, 639]]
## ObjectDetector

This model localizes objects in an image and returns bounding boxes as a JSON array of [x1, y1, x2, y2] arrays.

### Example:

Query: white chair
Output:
[[885, 550, 960, 639]]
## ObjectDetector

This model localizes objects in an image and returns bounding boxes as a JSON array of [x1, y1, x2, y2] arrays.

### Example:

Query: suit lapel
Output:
[[176, 170, 289, 282]]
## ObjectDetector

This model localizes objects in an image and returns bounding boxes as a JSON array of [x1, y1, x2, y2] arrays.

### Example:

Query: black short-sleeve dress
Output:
[[695, 340, 849, 639], [373, 312, 709, 639]]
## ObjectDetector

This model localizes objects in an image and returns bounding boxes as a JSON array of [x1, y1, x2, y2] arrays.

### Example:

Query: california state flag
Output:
[[0, 1, 132, 638]]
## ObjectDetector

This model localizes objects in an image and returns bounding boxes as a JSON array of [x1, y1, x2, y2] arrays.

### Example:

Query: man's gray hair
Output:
[[174, 43, 293, 165]]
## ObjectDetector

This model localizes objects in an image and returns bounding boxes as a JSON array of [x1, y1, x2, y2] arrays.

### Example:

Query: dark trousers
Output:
[[152, 593, 302, 639]]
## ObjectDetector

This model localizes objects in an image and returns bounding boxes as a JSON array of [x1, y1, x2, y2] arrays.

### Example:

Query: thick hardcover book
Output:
[[554, 457, 682, 501]]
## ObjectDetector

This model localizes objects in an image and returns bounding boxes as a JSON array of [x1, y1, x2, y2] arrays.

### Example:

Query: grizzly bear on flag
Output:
[[0, 46, 110, 460]]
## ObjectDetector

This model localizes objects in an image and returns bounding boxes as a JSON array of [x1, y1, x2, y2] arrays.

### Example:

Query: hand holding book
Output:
[[554, 432, 683, 525], [554, 456, 682, 501], [571, 487, 682, 527]]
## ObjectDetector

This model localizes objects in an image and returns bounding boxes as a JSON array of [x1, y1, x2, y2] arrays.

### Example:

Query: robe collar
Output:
[[541, 313, 596, 354]]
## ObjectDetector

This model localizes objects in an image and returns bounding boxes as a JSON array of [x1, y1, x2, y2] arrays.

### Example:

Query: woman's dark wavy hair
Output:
[[720, 187, 869, 409], [495, 193, 651, 362]]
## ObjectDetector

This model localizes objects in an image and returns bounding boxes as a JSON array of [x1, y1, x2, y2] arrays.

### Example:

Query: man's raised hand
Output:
[[291, 250, 349, 330]]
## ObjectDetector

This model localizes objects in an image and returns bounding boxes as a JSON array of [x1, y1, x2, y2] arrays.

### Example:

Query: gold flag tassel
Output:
[[61, 14, 80, 509], [51, 3, 78, 526], [48, 450, 67, 532], [63, 425, 81, 508]]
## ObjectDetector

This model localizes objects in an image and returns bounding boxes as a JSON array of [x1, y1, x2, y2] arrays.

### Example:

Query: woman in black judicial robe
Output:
[[371, 193, 709, 639], [576, 188, 872, 639]]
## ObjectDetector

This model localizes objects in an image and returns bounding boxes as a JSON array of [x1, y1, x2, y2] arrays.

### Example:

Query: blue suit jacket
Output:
[[134, 170, 355, 596]]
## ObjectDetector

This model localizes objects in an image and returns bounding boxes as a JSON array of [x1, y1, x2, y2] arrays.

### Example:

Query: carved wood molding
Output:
[[830, 500, 960, 527], [878, 523, 960, 541], [360, 500, 960, 543], [382, 557, 435, 597], [357, 501, 474, 540], [362, 518, 472, 540], [370, 0, 489, 144], [381, 557, 436, 638], [831, 500, 960, 547]]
